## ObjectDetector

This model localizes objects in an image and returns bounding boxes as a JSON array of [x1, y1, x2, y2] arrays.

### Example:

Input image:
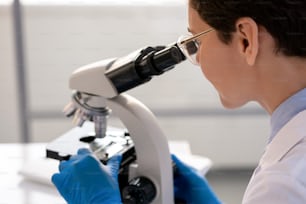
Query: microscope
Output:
[[46, 43, 186, 204]]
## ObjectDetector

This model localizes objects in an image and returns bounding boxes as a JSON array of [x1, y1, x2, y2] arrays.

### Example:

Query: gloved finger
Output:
[[173, 168, 189, 199], [174, 181, 188, 200], [58, 153, 85, 171], [58, 149, 90, 172], [74, 154, 101, 173], [59, 160, 70, 172], [107, 154, 122, 178], [171, 154, 192, 174], [51, 173, 71, 202], [77, 148, 92, 155], [51, 173, 63, 188], [172, 155, 210, 189]]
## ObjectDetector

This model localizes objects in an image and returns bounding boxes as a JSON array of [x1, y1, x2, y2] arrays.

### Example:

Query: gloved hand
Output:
[[52, 148, 122, 204], [172, 155, 221, 204]]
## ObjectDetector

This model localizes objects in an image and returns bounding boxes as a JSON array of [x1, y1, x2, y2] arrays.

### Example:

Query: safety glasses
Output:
[[177, 28, 214, 65]]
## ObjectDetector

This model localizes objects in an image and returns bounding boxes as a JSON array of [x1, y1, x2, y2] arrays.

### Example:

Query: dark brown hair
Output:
[[190, 0, 306, 56]]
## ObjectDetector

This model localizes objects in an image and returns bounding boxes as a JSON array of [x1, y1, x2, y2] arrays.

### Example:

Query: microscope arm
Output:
[[106, 94, 174, 204], [63, 44, 186, 204], [68, 58, 119, 98]]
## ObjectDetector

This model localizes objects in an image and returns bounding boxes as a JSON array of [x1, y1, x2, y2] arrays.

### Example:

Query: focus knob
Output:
[[122, 176, 156, 204]]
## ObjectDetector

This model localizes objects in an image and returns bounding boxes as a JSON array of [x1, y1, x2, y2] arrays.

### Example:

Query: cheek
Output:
[[196, 32, 242, 86], [198, 46, 233, 82], [198, 43, 245, 101]]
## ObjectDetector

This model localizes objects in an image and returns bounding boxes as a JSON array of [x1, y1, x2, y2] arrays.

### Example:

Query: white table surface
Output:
[[0, 143, 65, 204]]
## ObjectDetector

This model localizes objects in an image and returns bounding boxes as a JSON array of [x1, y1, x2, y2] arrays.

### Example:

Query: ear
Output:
[[235, 17, 259, 66]]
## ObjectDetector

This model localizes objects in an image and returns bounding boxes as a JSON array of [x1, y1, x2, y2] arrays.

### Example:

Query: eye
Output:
[[194, 39, 201, 46], [185, 41, 198, 55]]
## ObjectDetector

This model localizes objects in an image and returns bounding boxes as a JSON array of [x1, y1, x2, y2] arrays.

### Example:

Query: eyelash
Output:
[[194, 39, 201, 46]]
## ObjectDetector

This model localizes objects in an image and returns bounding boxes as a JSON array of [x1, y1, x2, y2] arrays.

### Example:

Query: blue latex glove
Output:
[[52, 148, 122, 204], [172, 155, 221, 204]]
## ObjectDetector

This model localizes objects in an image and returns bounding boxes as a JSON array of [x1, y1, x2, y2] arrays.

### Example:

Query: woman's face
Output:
[[187, 5, 257, 109]]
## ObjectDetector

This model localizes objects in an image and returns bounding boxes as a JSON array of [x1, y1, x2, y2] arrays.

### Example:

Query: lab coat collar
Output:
[[259, 110, 306, 169]]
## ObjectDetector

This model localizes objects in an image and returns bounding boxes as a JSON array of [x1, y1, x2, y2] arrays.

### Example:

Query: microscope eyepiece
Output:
[[152, 45, 185, 73], [105, 44, 186, 94]]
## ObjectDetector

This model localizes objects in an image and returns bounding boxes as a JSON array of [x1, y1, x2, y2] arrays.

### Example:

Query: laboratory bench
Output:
[[0, 141, 210, 204], [0, 143, 64, 204]]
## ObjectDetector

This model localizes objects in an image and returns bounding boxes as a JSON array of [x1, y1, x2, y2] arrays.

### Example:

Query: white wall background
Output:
[[0, 4, 20, 142], [0, 0, 269, 169]]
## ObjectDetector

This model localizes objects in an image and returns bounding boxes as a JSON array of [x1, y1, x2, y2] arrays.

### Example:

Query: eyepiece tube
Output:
[[151, 44, 186, 74], [136, 44, 186, 79], [105, 44, 186, 94]]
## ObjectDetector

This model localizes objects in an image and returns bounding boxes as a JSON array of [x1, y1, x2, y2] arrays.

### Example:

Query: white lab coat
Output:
[[242, 110, 306, 204]]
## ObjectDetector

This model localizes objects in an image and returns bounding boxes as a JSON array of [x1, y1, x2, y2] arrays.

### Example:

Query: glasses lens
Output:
[[178, 35, 199, 65]]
